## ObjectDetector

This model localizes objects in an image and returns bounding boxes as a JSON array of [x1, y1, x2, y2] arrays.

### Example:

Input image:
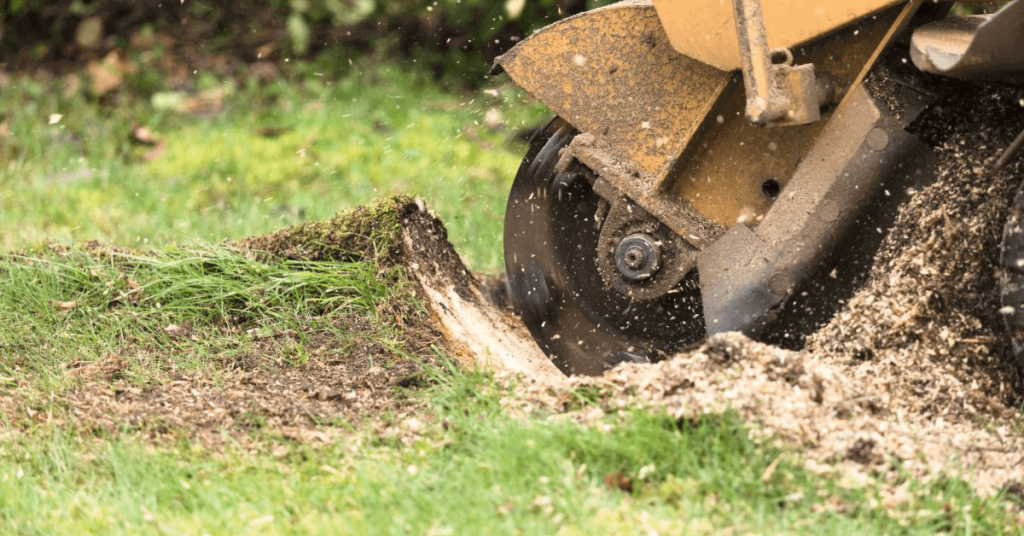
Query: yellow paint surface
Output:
[[653, 0, 903, 70]]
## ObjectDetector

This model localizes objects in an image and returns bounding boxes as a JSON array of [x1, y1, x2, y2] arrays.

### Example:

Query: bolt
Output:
[[867, 128, 889, 151], [615, 234, 661, 281]]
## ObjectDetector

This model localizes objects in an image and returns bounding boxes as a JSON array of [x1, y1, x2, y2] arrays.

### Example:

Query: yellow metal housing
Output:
[[652, 0, 904, 71], [494, 0, 732, 182]]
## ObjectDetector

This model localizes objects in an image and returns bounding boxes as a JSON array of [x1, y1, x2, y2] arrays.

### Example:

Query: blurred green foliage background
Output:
[[0, 0, 616, 85]]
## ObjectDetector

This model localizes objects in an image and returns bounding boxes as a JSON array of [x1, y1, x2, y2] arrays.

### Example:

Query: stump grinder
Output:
[[495, 0, 1024, 375]]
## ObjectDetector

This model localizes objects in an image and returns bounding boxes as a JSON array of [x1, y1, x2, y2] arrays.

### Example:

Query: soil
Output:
[[60, 319, 438, 447]]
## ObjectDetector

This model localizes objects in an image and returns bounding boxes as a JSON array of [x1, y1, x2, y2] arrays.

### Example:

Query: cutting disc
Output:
[[503, 118, 705, 376]]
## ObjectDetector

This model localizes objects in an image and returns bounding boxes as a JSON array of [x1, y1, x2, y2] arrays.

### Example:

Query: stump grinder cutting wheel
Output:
[[495, 0, 1024, 375]]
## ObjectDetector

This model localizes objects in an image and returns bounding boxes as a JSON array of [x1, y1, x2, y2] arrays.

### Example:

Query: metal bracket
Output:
[[555, 133, 726, 251], [731, 0, 821, 126], [696, 85, 936, 337]]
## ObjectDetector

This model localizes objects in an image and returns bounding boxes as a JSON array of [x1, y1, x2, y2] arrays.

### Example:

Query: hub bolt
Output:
[[615, 233, 661, 281]]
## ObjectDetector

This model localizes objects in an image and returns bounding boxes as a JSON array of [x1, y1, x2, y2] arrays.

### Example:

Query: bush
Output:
[[0, 0, 615, 84]]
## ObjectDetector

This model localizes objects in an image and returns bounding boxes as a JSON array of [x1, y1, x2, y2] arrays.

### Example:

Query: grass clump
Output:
[[0, 198, 421, 387], [240, 195, 415, 263]]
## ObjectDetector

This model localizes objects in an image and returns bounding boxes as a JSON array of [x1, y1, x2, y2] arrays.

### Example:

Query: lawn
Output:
[[0, 49, 548, 272], [0, 48, 1021, 535]]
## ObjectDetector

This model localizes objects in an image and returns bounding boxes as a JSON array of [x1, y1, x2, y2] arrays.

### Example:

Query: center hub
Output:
[[615, 233, 661, 280]]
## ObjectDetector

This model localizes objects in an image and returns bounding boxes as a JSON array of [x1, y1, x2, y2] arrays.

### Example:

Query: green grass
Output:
[[1, 366, 1019, 535], [0, 211, 1019, 535], [0, 49, 549, 272], [0, 197, 1016, 536], [0, 197, 416, 388], [1, 50, 1021, 535]]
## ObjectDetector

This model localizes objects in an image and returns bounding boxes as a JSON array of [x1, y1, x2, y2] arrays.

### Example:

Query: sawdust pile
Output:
[[502, 83, 1024, 495], [807, 85, 1024, 419], [508, 330, 1022, 495]]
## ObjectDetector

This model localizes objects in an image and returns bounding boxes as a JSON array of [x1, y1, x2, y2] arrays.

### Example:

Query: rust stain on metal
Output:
[[495, 0, 731, 182]]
